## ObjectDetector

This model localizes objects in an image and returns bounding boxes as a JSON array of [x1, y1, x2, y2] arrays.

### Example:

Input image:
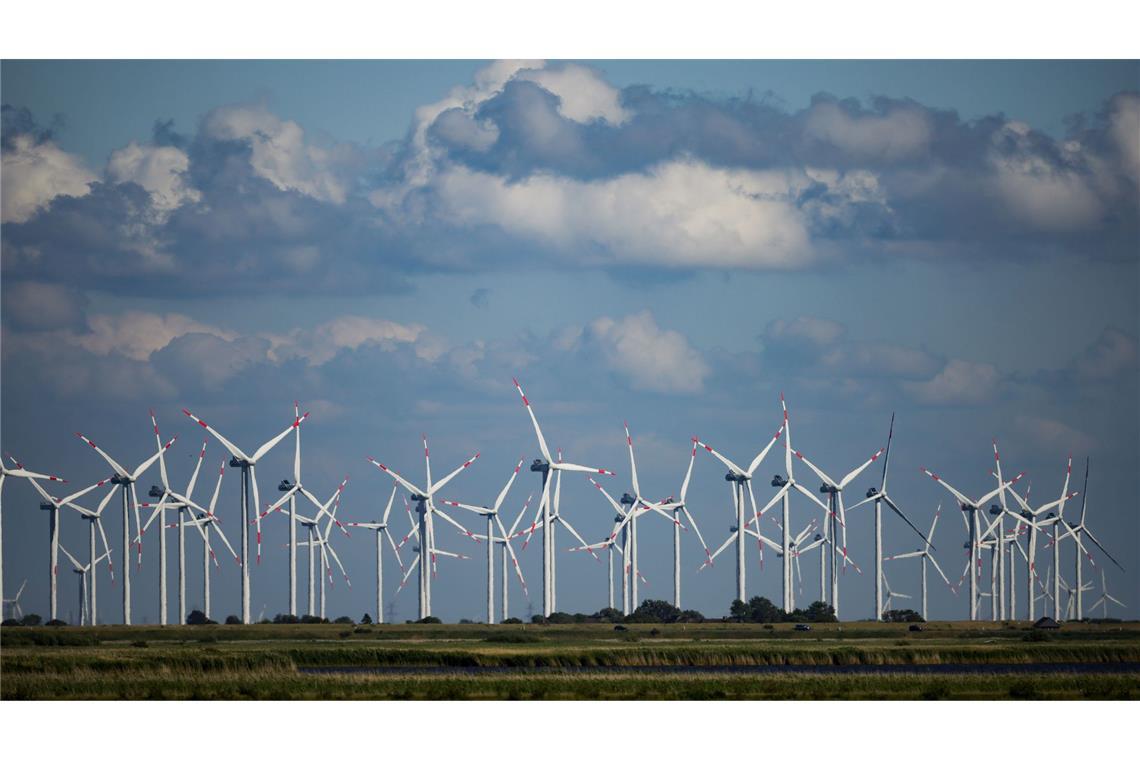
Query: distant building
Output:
[[1033, 616, 1061, 629]]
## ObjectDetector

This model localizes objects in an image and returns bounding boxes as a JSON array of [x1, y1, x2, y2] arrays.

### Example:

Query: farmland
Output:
[[3, 620, 1137, 700]]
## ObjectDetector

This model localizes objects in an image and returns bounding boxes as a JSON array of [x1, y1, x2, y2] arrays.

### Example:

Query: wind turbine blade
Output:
[[381, 486, 398, 524], [96, 519, 115, 581], [250, 469, 263, 563], [150, 410, 169, 489], [702, 531, 737, 570], [695, 438, 745, 477], [679, 439, 697, 503], [1081, 527, 1125, 571], [495, 515, 528, 595], [880, 413, 894, 492], [520, 475, 551, 550], [883, 494, 934, 549], [682, 506, 711, 564], [838, 448, 885, 490], [260, 485, 300, 519], [184, 440, 208, 502], [556, 516, 600, 561], [623, 422, 642, 498], [976, 473, 1026, 508], [428, 451, 480, 496], [74, 434, 130, 478], [513, 378, 552, 463], [131, 435, 178, 481], [885, 550, 924, 560], [383, 528, 405, 570], [794, 450, 837, 489], [508, 493, 533, 537], [491, 459, 525, 513], [920, 468, 973, 507], [59, 544, 83, 572], [791, 482, 835, 523], [588, 477, 626, 517], [366, 457, 427, 498], [395, 554, 420, 594], [553, 462, 615, 476], [251, 413, 309, 462], [433, 507, 481, 543], [746, 424, 786, 478], [181, 410, 247, 461]]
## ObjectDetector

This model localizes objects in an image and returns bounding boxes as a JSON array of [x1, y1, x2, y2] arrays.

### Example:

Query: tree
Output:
[[592, 607, 624, 623], [729, 599, 750, 622], [882, 609, 924, 623], [186, 610, 216, 625], [501, 617, 523, 624], [333, 615, 354, 624], [677, 609, 705, 623], [361, 613, 373, 625], [299, 614, 326, 624], [415, 616, 442, 624], [20, 613, 42, 627], [627, 599, 682, 624], [804, 601, 837, 623], [746, 596, 783, 624], [224, 615, 242, 625], [273, 613, 300, 624]]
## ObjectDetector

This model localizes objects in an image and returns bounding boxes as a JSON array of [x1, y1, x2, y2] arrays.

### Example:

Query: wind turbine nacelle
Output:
[[1047, 512, 1056, 520], [1020, 509, 1032, 519], [960, 503, 974, 512], [820, 483, 838, 495], [662, 496, 674, 505], [989, 504, 1002, 515], [865, 487, 879, 498], [148, 485, 163, 498], [38, 501, 53, 510], [530, 459, 549, 473], [814, 533, 823, 541], [729, 525, 738, 533], [614, 515, 623, 523], [772, 475, 788, 488], [228, 456, 243, 468], [110, 474, 128, 485], [278, 480, 293, 492], [963, 541, 971, 549], [620, 493, 636, 506]]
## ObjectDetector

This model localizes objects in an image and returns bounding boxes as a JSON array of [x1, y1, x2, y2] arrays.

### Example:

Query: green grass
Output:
[[3, 621, 1138, 700]]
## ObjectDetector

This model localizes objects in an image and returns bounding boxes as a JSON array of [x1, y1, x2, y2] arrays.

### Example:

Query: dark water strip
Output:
[[301, 662, 1140, 676]]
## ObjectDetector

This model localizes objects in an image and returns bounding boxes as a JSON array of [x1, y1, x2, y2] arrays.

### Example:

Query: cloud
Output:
[[903, 358, 1001, 405], [1, 281, 88, 331], [434, 159, 870, 268], [71, 311, 236, 361], [764, 316, 846, 347], [201, 103, 356, 204], [803, 96, 933, 162], [1070, 326, 1138, 383], [571, 311, 710, 394], [106, 142, 200, 213], [266, 316, 429, 365], [1013, 414, 1097, 453], [516, 63, 630, 125], [1, 132, 96, 223]]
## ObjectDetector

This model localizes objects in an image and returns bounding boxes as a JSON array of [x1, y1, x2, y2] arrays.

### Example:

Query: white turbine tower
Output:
[[512, 379, 614, 617], [345, 486, 406, 623], [694, 421, 786, 604], [58, 484, 119, 626], [26, 475, 113, 621], [441, 459, 532, 623], [1053, 459, 1125, 620], [181, 407, 308, 623], [180, 458, 241, 620], [882, 505, 953, 621], [3, 579, 27, 620], [793, 445, 885, 618], [74, 425, 175, 624], [847, 415, 932, 621], [0, 454, 65, 608], [920, 465, 1024, 621], [1088, 569, 1125, 619], [368, 435, 479, 619], [282, 480, 349, 618]]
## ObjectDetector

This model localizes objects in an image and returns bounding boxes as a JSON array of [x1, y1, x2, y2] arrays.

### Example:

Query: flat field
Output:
[[3, 620, 1137, 699]]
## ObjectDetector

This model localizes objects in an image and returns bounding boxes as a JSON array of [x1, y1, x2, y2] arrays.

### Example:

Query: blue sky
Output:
[[1, 60, 1137, 624]]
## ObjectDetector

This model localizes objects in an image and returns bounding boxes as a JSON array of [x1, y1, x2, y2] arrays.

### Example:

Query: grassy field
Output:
[[3, 620, 1138, 700]]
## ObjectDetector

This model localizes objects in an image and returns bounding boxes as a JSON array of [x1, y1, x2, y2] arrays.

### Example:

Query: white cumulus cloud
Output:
[[903, 358, 1001, 405], [577, 311, 709, 394], [106, 142, 200, 213], [1, 134, 96, 223]]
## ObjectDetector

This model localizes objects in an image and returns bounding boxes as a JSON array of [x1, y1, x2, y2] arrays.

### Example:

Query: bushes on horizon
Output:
[[501, 617, 523, 624], [224, 615, 242, 625], [727, 597, 837, 624], [333, 616, 354, 625], [414, 616, 442, 624], [186, 610, 216, 625], [882, 609, 925, 623], [361, 613, 373, 625], [299, 615, 327, 624], [45, 619, 67, 627], [20, 614, 42, 627]]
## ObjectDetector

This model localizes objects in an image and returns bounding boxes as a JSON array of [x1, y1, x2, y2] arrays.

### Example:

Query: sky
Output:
[[1, 59, 1137, 625]]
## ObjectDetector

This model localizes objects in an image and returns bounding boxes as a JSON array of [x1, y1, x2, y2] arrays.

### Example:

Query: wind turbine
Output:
[[512, 378, 614, 617], [75, 424, 175, 623], [793, 444, 886, 619], [921, 465, 1023, 620], [1053, 458, 1125, 620], [180, 457, 241, 621], [441, 459, 533, 623], [883, 505, 953, 621], [694, 420, 786, 604], [58, 543, 111, 625], [140, 435, 214, 625], [998, 457, 1079, 621], [0, 454, 65, 610], [181, 406, 308, 623], [311, 484, 353, 620], [4, 579, 27, 620], [345, 485, 405, 623], [1088, 569, 1125, 619], [847, 414, 932, 621], [25, 475, 113, 621], [368, 435, 479, 619], [1057, 574, 1094, 620], [881, 573, 912, 615]]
